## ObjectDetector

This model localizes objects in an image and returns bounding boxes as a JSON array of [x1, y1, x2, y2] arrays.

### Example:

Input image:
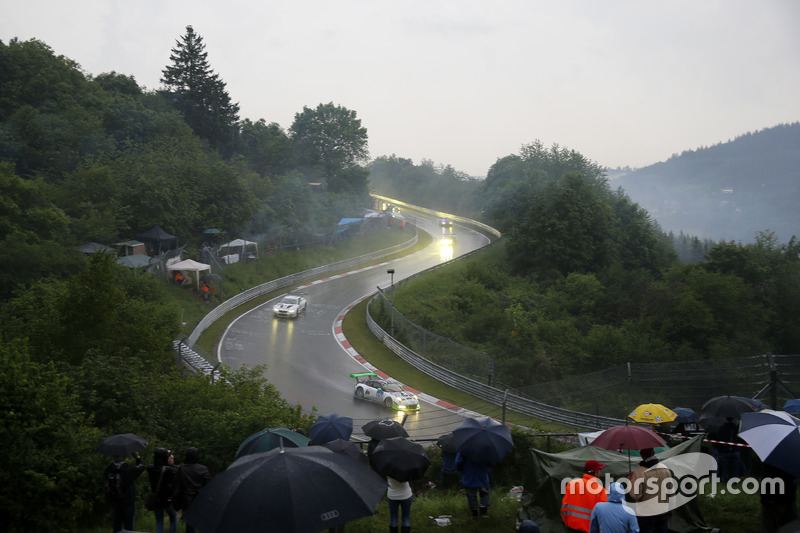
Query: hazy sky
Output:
[[3, 0, 799, 176]]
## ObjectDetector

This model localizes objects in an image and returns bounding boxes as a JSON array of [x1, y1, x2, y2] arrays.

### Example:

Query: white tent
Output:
[[167, 259, 211, 290], [218, 239, 258, 263]]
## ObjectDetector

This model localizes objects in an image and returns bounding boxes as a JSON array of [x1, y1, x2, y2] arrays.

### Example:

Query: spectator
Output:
[[713, 418, 741, 482], [589, 482, 640, 533], [147, 447, 179, 533], [437, 440, 459, 491], [174, 447, 211, 533], [561, 459, 608, 532], [386, 476, 413, 533], [456, 452, 492, 520], [629, 448, 673, 533], [105, 451, 145, 533], [761, 463, 798, 533]]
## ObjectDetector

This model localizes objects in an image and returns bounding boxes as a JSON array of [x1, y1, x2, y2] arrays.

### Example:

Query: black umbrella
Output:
[[701, 395, 762, 420], [184, 446, 386, 533], [452, 416, 514, 465], [699, 395, 763, 432], [363, 418, 409, 440], [437, 432, 458, 454], [309, 414, 354, 445], [96, 433, 148, 456], [370, 437, 431, 482], [321, 438, 369, 465], [234, 427, 309, 460]]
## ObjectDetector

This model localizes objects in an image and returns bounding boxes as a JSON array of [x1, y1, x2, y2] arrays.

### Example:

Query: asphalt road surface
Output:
[[218, 214, 491, 442]]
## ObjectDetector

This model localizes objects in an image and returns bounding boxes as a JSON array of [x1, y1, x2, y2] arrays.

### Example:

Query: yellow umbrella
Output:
[[628, 403, 678, 424]]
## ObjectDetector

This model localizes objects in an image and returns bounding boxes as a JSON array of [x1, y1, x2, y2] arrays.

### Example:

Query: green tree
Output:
[[236, 118, 292, 177], [0, 340, 103, 531], [289, 102, 369, 188], [505, 172, 615, 279], [161, 26, 240, 154]]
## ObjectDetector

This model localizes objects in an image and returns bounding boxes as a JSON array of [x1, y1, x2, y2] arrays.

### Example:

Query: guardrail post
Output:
[[502, 388, 509, 425]]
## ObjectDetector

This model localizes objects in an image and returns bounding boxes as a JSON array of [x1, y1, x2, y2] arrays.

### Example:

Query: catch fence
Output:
[[369, 289, 800, 427]]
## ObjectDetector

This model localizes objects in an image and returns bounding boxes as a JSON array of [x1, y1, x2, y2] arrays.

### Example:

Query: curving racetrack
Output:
[[218, 213, 491, 441]]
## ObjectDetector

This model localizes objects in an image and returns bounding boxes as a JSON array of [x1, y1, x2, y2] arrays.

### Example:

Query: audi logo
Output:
[[321, 510, 340, 521]]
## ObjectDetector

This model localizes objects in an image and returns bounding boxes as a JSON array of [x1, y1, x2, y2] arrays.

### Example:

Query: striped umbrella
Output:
[[739, 410, 800, 478]]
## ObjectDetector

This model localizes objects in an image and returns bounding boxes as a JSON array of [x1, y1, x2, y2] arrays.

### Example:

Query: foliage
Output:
[[2, 252, 180, 368], [368, 155, 484, 217], [0, 340, 103, 532], [0, 36, 374, 300], [160, 26, 240, 155], [484, 142, 676, 283], [289, 102, 369, 187]]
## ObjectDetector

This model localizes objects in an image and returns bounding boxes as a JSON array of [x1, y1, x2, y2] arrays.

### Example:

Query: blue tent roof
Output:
[[337, 218, 363, 225]]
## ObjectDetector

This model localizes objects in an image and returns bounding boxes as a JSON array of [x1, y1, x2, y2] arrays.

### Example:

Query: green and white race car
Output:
[[350, 372, 420, 411]]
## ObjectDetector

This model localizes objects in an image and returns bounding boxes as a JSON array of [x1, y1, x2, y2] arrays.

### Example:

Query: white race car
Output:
[[272, 294, 307, 318], [350, 372, 420, 411]]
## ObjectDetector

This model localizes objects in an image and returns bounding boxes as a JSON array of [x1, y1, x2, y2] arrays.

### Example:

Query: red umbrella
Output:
[[590, 425, 666, 451], [590, 425, 667, 473]]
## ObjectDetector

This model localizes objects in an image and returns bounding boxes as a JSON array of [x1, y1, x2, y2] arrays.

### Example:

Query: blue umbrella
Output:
[[235, 427, 310, 459], [453, 416, 513, 465], [783, 399, 800, 415], [309, 414, 354, 445], [672, 407, 698, 423], [739, 410, 800, 478]]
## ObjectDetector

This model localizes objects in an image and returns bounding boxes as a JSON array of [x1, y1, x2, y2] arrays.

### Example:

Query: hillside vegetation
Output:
[[370, 142, 800, 417], [614, 123, 800, 243], [1, 33, 797, 532]]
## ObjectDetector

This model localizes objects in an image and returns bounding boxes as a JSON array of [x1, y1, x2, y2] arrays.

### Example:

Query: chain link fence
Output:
[[370, 289, 800, 422]]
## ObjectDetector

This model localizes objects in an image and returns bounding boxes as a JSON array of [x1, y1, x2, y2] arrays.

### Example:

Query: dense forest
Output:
[[614, 123, 800, 244], [2, 30, 799, 531], [0, 30, 372, 301], [371, 143, 800, 394], [0, 31, 372, 531]]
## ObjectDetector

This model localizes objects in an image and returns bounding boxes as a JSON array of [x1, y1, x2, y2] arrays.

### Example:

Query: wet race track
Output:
[[218, 214, 491, 442]]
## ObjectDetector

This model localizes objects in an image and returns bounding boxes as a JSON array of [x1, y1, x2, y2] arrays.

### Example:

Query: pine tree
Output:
[[161, 25, 240, 155]]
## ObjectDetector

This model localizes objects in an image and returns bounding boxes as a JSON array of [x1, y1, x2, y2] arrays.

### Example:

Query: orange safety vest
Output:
[[560, 474, 608, 532]]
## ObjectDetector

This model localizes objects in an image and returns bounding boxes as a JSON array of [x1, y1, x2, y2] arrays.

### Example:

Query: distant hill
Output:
[[613, 123, 800, 243]]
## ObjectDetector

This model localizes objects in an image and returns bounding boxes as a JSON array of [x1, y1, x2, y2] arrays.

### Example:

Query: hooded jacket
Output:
[[147, 448, 178, 506], [589, 482, 640, 533]]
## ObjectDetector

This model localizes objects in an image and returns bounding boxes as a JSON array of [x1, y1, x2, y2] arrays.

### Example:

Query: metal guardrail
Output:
[[370, 194, 502, 239], [183, 229, 419, 352], [366, 298, 624, 431]]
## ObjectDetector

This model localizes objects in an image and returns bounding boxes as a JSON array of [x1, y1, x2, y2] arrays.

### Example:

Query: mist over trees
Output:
[[371, 140, 799, 390], [0, 34, 373, 299], [614, 122, 800, 244], [2, 30, 799, 531]]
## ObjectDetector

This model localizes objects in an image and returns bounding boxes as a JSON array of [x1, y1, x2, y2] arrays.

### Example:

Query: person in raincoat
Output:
[[589, 482, 640, 533], [561, 460, 608, 532]]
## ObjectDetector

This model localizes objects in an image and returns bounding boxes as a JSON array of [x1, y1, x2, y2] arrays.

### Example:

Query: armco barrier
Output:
[[183, 229, 418, 353], [366, 298, 624, 431], [371, 194, 501, 239]]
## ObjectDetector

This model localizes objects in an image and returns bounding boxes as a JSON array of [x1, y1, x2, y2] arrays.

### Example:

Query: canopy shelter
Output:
[[112, 240, 147, 257], [136, 225, 179, 256], [76, 242, 115, 255], [167, 259, 211, 290], [337, 218, 364, 225], [218, 239, 258, 263], [116, 254, 156, 270], [517, 435, 712, 533]]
